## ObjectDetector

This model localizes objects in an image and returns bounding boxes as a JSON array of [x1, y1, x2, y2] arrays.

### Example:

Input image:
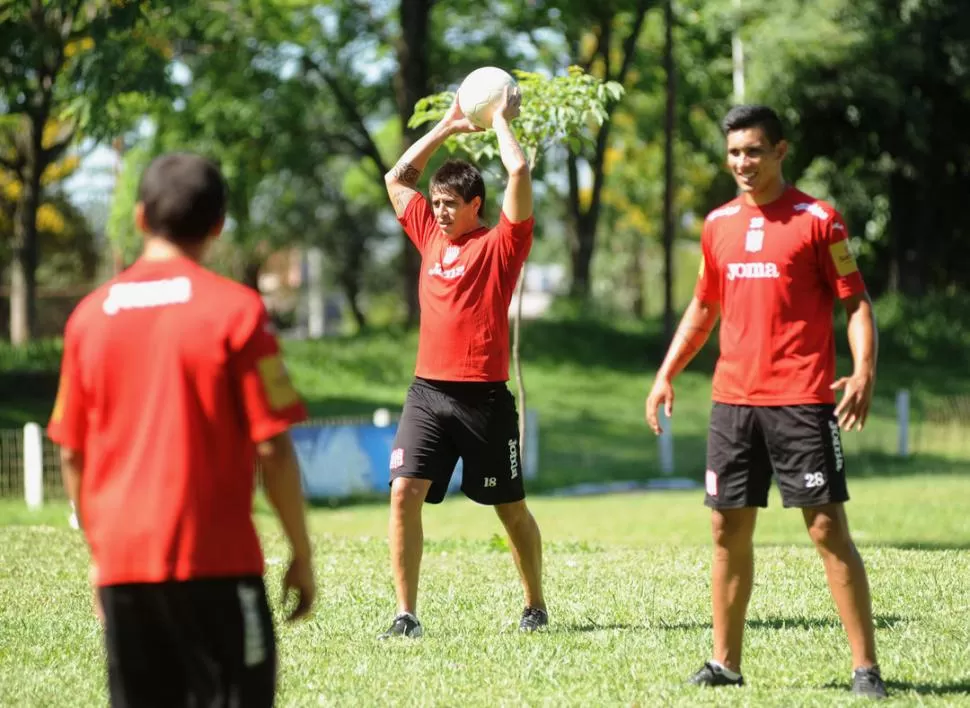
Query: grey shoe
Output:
[[852, 665, 888, 699], [378, 612, 423, 639], [688, 662, 745, 687], [518, 606, 548, 632]]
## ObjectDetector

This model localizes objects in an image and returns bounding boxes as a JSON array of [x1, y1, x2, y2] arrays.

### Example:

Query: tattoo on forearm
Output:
[[391, 187, 413, 213], [391, 161, 421, 187]]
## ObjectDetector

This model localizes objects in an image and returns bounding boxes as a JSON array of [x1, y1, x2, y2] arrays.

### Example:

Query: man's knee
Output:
[[805, 504, 853, 553], [495, 500, 531, 528], [390, 477, 430, 512], [711, 508, 757, 550]]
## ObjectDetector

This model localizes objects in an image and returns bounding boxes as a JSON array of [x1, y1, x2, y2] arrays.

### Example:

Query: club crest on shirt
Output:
[[744, 217, 765, 253], [442, 245, 461, 266]]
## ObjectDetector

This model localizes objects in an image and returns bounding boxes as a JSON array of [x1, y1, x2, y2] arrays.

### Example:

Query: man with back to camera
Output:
[[48, 152, 316, 707], [378, 84, 547, 638], [645, 105, 888, 699]]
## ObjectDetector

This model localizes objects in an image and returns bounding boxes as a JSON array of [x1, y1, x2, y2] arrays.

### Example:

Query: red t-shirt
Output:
[[47, 256, 307, 586], [399, 194, 533, 381], [695, 186, 866, 405]]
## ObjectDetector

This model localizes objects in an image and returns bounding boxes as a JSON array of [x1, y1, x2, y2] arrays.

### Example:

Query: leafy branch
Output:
[[409, 66, 624, 169]]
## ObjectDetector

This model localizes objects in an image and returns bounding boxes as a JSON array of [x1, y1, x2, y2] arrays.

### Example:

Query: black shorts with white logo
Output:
[[704, 402, 849, 509], [99, 576, 276, 708], [389, 377, 525, 505]]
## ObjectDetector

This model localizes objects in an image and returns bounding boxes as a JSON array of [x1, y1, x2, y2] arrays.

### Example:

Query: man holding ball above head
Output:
[[645, 105, 886, 698], [379, 74, 547, 639]]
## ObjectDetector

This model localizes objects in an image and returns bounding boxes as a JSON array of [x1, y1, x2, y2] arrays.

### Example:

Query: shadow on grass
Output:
[[883, 680, 970, 696], [557, 621, 642, 633], [659, 614, 906, 632], [866, 540, 970, 551], [821, 679, 970, 696]]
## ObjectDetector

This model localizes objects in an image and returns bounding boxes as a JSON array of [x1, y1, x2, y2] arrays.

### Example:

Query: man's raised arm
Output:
[[385, 98, 481, 218], [492, 86, 532, 223]]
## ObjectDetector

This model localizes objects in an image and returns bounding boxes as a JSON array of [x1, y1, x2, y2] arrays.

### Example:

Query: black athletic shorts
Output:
[[389, 377, 525, 505], [704, 402, 850, 509], [99, 576, 276, 708]]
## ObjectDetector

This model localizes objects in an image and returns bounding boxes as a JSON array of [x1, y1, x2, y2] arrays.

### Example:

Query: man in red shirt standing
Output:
[[379, 86, 547, 638], [645, 105, 887, 698], [48, 153, 316, 707]]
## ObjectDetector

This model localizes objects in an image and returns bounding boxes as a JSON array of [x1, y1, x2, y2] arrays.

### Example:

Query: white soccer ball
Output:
[[457, 67, 517, 129]]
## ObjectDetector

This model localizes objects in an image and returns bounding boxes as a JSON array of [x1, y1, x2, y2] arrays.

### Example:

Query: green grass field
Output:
[[1, 307, 969, 705], [1, 474, 969, 707]]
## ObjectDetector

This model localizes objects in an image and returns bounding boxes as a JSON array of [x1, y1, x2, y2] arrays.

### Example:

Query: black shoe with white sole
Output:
[[378, 612, 423, 639], [519, 607, 548, 632], [688, 662, 745, 687]]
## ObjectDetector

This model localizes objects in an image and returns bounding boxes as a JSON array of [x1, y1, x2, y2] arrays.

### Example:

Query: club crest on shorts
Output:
[[442, 245, 461, 266], [390, 448, 405, 470], [706, 469, 718, 496]]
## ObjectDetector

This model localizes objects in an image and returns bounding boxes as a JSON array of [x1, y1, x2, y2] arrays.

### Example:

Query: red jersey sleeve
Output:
[[819, 212, 865, 299], [694, 221, 720, 303], [497, 211, 534, 266], [398, 193, 437, 254], [229, 300, 308, 443], [47, 316, 87, 450]]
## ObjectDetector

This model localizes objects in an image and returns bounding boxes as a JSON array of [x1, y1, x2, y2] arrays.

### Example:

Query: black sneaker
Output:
[[519, 606, 548, 632], [852, 666, 888, 699], [688, 662, 745, 687], [378, 612, 423, 639]]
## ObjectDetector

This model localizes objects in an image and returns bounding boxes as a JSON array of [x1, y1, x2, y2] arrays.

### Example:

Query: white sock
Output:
[[709, 661, 742, 680]]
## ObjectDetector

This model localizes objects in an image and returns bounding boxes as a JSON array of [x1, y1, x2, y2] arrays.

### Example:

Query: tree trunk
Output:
[[340, 271, 367, 329], [341, 231, 368, 330], [9, 119, 44, 346], [242, 260, 261, 292], [568, 215, 596, 300], [563, 2, 649, 301], [565, 154, 594, 299], [635, 241, 648, 319], [342, 280, 367, 330], [887, 170, 922, 296], [395, 0, 432, 328], [662, 0, 677, 341], [627, 234, 645, 317]]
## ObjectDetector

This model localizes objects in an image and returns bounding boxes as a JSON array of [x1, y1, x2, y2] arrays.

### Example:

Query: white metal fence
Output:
[[2, 393, 968, 504], [0, 414, 402, 504]]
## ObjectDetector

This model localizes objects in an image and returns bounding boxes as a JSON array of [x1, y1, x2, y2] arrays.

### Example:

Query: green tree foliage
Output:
[[105, 143, 152, 269], [538, 0, 653, 300], [0, 0, 175, 344], [728, 0, 970, 296], [0, 120, 97, 287]]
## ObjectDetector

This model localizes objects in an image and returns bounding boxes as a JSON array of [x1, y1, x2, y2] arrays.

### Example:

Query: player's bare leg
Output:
[[803, 503, 878, 669], [495, 500, 546, 629], [710, 507, 758, 672], [388, 477, 431, 616]]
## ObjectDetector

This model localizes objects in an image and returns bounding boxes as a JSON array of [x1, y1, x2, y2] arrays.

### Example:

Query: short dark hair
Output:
[[430, 159, 486, 217], [721, 104, 785, 146], [137, 152, 227, 245]]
